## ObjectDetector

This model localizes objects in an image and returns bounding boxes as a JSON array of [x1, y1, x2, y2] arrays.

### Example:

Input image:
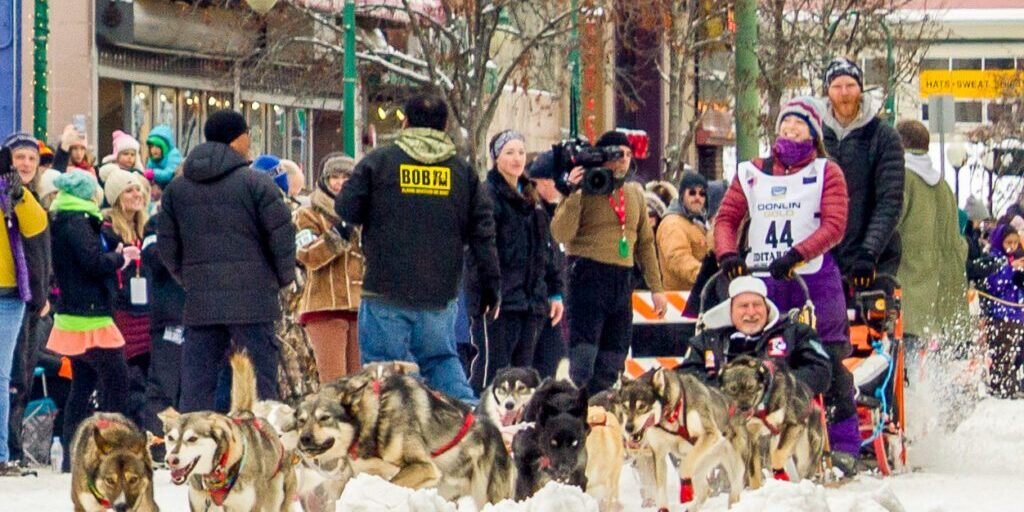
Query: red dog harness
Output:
[[201, 417, 285, 506], [658, 387, 694, 443]]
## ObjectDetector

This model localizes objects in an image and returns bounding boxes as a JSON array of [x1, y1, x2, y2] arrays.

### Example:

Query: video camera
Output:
[[551, 139, 625, 196]]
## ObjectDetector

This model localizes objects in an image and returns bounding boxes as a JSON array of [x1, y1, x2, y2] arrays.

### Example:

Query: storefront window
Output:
[[180, 90, 203, 156], [246, 101, 266, 157], [206, 93, 231, 117], [955, 101, 983, 123], [155, 88, 177, 130], [291, 108, 309, 172], [130, 84, 153, 144], [269, 105, 288, 157]]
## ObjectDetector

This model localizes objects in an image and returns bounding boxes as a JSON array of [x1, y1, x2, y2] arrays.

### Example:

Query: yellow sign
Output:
[[919, 70, 1024, 100], [399, 164, 451, 196]]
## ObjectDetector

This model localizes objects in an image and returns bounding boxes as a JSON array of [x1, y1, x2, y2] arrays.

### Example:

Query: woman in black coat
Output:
[[467, 130, 563, 394], [45, 170, 136, 471]]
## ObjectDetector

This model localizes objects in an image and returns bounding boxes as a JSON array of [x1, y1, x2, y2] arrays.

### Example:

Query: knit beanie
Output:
[[204, 111, 248, 145], [596, 130, 630, 149], [678, 171, 708, 192], [776, 96, 826, 144], [104, 168, 145, 206], [36, 168, 62, 201], [3, 132, 39, 153], [54, 169, 99, 201], [824, 58, 863, 90], [112, 130, 140, 156], [98, 162, 121, 184], [38, 141, 54, 166]]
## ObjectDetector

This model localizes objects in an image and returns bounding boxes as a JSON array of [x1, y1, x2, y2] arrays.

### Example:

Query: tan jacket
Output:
[[656, 213, 710, 291], [294, 191, 364, 315]]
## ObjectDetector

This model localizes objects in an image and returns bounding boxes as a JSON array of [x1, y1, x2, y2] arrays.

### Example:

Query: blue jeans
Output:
[[0, 298, 27, 462], [358, 298, 476, 403]]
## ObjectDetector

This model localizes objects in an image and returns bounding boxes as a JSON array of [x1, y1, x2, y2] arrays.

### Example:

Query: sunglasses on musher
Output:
[[687, 189, 706, 198]]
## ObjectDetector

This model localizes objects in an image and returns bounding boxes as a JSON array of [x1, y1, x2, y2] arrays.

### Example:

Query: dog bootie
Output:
[[773, 468, 790, 481], [679, 478, 694, 503]]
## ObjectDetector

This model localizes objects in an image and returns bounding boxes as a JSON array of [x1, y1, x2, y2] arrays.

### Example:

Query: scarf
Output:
[[309, 188, 340, 224]]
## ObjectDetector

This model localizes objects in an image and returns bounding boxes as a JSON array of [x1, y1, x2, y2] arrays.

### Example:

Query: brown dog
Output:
[[70, 413, 157, 512]]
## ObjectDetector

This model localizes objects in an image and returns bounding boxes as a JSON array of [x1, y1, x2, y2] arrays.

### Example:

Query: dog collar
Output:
[[431, 412, 475, 458], [660, 386, 693, 442], [202, 441, 245, 507], [86, 477, 113, 509]]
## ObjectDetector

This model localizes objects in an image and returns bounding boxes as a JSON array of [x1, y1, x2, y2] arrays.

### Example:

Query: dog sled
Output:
[[843, 275, 907, 476]]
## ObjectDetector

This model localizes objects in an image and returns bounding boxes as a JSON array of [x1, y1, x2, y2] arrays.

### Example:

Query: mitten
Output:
[[769, 249, 804, 280], [718, 253, 748, 281]]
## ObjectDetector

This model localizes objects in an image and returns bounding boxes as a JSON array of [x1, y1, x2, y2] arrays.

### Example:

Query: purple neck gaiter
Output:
[[774, 138, 816, 167]]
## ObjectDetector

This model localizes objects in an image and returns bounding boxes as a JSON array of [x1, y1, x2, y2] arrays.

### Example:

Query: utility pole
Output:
[[33, 0, 47, 139], [733, 0, 759, 161], [342, 0, 357, 157], [569, 0, 580, 139], [1, 0, 22, 136]]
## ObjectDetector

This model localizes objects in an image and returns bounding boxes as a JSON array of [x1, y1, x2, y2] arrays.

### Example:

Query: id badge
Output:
[[130, 277, 148, 305], [163, 326, 185, 345]]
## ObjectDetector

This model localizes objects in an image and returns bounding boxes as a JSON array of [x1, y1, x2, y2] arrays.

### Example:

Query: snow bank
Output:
[[336, 474, 598, 512], [729, 480, 830, 512], [337, 474, 457, 512]]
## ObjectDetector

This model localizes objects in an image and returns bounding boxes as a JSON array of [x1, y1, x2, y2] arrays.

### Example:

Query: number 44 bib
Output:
[[738, 158, 826, 275]]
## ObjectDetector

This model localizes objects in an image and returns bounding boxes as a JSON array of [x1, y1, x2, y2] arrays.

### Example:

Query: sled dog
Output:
[[70, 413, 158, 512]]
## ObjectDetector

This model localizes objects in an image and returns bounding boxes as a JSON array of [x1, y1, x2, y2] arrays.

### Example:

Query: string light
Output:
[[252, 102, 261, 110]]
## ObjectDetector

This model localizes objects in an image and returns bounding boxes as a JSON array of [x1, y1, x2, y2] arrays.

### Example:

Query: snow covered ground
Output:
[[5, 360, 1023, 511]]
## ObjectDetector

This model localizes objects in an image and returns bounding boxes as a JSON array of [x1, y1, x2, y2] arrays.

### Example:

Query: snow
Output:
[[4, 356, 1024, 511]]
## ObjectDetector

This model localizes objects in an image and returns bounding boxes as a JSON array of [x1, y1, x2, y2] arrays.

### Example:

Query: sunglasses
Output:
[[686, 188, 706, 197]]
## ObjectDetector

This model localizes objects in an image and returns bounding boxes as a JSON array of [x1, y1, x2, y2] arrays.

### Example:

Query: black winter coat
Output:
[[679, 317, 832, 396], [50, 210, 125, 317], [466, 171, 562, 316], [158, 142, 295, 326], [143, 214, 185, 332], [337, 143, 500, 309], [823, 116, 905, 275]]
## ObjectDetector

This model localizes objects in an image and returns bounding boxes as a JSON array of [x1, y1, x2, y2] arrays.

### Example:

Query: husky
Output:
[[70, 413, 158, 512], [159, 352, 297, 511], [478, 367, 541, 449], [512, 360, 590, 500], [613, 369, 745, 512], [335, 361, 512, 506], [719, 355, 824, 485]]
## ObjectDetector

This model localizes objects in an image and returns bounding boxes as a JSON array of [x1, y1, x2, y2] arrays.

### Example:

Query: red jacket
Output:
[[715, 151, 848, 262]]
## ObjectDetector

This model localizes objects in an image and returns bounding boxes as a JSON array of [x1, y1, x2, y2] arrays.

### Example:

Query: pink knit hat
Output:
[[112, 130, 140, 156]]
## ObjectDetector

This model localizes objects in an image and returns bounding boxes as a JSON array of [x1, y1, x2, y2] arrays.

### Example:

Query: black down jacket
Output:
[[466, 170, 562, 316], [50, 210, 125, 317], [158, 142, 295, 326]]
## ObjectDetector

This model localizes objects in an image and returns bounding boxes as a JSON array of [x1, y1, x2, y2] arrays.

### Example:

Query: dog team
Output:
[[70, 340, 827, 512]]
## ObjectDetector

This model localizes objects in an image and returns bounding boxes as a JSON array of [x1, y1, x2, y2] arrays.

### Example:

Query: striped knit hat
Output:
[[776, 96, 826, 144], [3, 132, 39, 153]]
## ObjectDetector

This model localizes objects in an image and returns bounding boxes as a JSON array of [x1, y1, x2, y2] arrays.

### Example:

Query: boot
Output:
[[679, 478, 693, 503]]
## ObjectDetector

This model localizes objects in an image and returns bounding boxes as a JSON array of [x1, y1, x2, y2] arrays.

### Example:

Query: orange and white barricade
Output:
[[626, 290, 694, 378]]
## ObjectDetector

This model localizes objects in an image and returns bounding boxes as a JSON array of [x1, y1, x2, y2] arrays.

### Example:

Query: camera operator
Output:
[[551, 130, 666, 392]]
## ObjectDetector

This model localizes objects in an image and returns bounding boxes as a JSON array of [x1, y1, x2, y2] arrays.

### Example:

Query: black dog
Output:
[[512, 378, 590, 499]]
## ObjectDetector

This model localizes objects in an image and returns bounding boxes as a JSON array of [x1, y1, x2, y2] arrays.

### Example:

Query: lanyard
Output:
[[608, 188, 629, 259], [116, 240, 142, 289]]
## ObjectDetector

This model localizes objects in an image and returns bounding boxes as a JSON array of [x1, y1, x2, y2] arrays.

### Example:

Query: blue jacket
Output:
[[145, 125, 183, 186], [984, 224, 1024, 323]]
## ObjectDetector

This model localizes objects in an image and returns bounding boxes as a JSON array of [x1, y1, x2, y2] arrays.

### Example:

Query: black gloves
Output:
[[719, 253, 748, 281], [849, 250, 877, 289], [480, 286, 502, 320], [769, 250, 804, 280], [0, 147, 22, 203], [331, 221, 353, 242]]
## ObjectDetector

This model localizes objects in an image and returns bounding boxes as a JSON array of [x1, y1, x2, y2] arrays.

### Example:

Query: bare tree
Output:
[[610, 0, 734, 183], [757, 0, 940, 138], [265, 0, 580, 166]]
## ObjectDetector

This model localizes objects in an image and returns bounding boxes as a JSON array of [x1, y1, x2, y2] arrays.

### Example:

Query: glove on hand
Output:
[[0, 148, 23, 203], [769, 250, 804, 280], [718, 253, 748, 281], [849, 251, 877, 289]]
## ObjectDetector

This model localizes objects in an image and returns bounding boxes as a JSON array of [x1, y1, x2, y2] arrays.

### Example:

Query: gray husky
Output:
[[159, 352, 297, 511], [720, 355, 824, 485], [335, 361, 513, 506]]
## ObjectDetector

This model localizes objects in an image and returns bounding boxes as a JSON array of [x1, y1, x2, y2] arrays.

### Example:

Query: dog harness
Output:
[[658, 386, 694, 443], [753, 359, 782, 435], [431, 411, 476, 458], [86, 477, 113, 509], [199, 417, 286, 507]]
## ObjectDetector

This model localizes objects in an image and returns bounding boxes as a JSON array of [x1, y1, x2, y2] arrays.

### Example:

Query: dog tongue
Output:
[[171, 466, 189, 483]]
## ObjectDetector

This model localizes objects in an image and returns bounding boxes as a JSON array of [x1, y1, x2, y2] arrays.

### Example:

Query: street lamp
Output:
[[245, 0, 278, 15], [946, 142, 967, 205]]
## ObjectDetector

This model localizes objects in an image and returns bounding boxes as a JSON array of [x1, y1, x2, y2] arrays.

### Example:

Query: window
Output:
[[985, 58, 1015, 70], [988, 103, 1014, 123], [955, 101, 983, 123], [130, 84, 152, 144], [291, 109, 309, 173], [952, 58, 982, 70], [245, 102, 266, 157], [921, 103, 929, 121], [269, 105, 288, 157], [863, 58, 888, 87], [179, 90, 203, 156], [920, 58, 949, 71]]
